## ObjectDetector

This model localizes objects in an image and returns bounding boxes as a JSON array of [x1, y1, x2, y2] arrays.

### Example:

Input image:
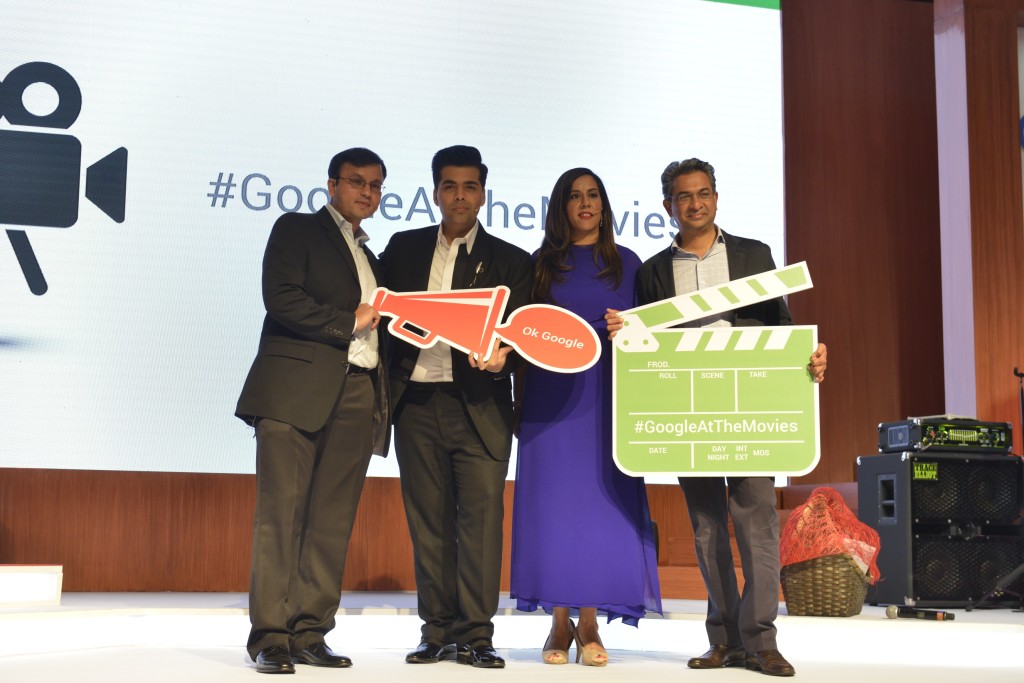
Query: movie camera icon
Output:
[[0, 62, 128, 295]]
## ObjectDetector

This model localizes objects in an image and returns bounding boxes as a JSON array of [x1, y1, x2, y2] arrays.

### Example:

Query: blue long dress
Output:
[[510, 244, 662, 626]]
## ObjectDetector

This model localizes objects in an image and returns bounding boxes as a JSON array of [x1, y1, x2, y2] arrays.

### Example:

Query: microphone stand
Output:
[[966, 367, 1024, 612]]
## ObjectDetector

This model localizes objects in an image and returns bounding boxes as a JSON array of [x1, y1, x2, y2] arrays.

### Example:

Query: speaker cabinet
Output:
[[857, 452, 1024, 606]]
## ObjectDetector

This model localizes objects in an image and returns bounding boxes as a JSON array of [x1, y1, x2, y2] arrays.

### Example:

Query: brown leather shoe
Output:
[[687, 644, 746, 669], [745, 649, 796, 677]]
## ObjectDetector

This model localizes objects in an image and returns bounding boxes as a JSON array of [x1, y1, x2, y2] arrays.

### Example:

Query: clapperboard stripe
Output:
[[704, 328, 733, 351], [670, 327, 795, 353], [624, 262, 812, 333], [764, 328, 793, 350], [733, 329, 763, 351], [675, 330, 703, 352]]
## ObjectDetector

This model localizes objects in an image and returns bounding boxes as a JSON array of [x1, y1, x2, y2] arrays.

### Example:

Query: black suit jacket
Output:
[[236, 206, 390, 455], [380, 224, 532, 461], [635, 230, 792, 326]]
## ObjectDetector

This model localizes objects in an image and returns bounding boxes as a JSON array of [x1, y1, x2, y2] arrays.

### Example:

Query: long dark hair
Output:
[[532, 168, 623, 304]]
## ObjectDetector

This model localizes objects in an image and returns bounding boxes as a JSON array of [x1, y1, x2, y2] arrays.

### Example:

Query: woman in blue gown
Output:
[[510, 168, 662, 666]]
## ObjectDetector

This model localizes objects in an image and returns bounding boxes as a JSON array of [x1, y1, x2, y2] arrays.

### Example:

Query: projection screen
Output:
[[0, 0, 784, 475]]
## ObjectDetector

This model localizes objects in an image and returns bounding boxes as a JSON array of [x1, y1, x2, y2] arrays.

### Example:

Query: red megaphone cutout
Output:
[[370, 286, 600, 373], [370, 287, 506, 360]]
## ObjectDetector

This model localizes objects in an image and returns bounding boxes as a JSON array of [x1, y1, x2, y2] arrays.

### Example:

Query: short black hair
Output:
[[328, 147, 387, 180], [661, 158, 716, 199], [431, 145, 488, 188]]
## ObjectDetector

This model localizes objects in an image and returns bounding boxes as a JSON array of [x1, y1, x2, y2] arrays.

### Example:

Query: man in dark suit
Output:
[[381, 145, 531, 669], [634, 158, 827, 678], [235, 147, 390, 674]]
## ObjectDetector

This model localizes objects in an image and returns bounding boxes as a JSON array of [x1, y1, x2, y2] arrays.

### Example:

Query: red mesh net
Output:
[[780, 486, 881, 584]]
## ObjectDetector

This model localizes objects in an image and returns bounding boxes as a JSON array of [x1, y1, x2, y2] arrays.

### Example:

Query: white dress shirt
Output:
[[410, 221, 481, 382], [671, 226, 733, 329], [325, 203, 378, 369]]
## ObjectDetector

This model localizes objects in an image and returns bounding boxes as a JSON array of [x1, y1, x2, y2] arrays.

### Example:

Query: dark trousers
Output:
[[247, 373, 375, 659], [394, 388, 509, 647], [680, 475, 780, 653]]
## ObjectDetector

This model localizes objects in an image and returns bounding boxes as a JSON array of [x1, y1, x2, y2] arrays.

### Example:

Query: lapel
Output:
[[364, 244, 382, 284], [407, 227, 437, 291], [722, 230, 746, 279], [455, 224, 492, 289], [654, 245, 676, 298], [316, 207, 359, 281]]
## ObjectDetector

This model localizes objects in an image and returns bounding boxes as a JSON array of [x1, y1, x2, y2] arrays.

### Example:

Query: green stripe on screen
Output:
[[703, 0, 780, 9]]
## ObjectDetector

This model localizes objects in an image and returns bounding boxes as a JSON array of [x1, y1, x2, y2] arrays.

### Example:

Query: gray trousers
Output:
[[680, 475, 780, 653]]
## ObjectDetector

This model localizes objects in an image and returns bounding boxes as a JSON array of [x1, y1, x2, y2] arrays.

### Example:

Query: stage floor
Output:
[[1, 592, 1022, 682]]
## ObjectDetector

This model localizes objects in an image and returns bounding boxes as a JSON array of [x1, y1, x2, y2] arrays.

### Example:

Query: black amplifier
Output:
[[878, 416, 1013, 454]]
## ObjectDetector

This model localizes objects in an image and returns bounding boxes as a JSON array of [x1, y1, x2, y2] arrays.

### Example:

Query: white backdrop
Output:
[[0, 0, 783, 475]]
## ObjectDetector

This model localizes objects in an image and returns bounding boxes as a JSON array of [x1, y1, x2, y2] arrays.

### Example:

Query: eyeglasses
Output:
[[335, 176, 385, 193], [673, 189, 714, 205]]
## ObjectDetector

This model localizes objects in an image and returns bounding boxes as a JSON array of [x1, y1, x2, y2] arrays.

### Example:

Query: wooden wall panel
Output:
[[782, 0, 945, 484], [935, 0, 1024, 451], [341, 477, 415, 591], [0, 469, 253, 591], [0, 469, 699, 595]]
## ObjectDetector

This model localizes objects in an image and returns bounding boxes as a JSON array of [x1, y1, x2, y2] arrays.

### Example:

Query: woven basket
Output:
[[781, 553, 869, 617]]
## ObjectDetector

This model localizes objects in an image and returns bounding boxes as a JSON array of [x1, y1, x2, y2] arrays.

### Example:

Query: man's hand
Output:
[[808, 342, 827, 383], [469, 339, 513, 373], [354, 303, 381, 333], [605, 308, 623, 340]]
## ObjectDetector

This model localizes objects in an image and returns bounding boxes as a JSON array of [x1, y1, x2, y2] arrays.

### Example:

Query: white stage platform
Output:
[[1, 592, 1022, 682]]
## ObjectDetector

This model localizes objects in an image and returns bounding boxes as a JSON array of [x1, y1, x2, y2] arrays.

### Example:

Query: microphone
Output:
[[885, 605, 955, 621]]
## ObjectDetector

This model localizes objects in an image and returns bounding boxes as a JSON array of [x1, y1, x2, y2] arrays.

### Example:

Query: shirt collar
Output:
[[436, 220, 480, 254], [325, 203, 370, 246], [672, 225, 724, 256]]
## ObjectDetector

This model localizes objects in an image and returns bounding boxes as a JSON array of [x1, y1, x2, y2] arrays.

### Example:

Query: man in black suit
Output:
[[634, 158, 827, 678], [235, 147, 390, 674], [381, 145, 531, 669]]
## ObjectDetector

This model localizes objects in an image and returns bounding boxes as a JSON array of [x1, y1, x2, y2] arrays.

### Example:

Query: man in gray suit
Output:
[[635, 158, 827, 678], [236, 147, 390, 674], [381, 145, 531, 669]]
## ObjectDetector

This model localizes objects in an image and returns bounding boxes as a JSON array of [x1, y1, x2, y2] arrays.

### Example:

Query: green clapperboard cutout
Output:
[[612, 263, 819, 476]]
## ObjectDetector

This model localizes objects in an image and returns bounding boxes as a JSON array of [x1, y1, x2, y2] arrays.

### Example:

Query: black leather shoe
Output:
[[687, 644, 746, 669], [406, 641, 457, 663], [457, 642, 506, 668], [292, 642, 352, 668], [745, 649, 796, 677], [255, 645, 295, 674]]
